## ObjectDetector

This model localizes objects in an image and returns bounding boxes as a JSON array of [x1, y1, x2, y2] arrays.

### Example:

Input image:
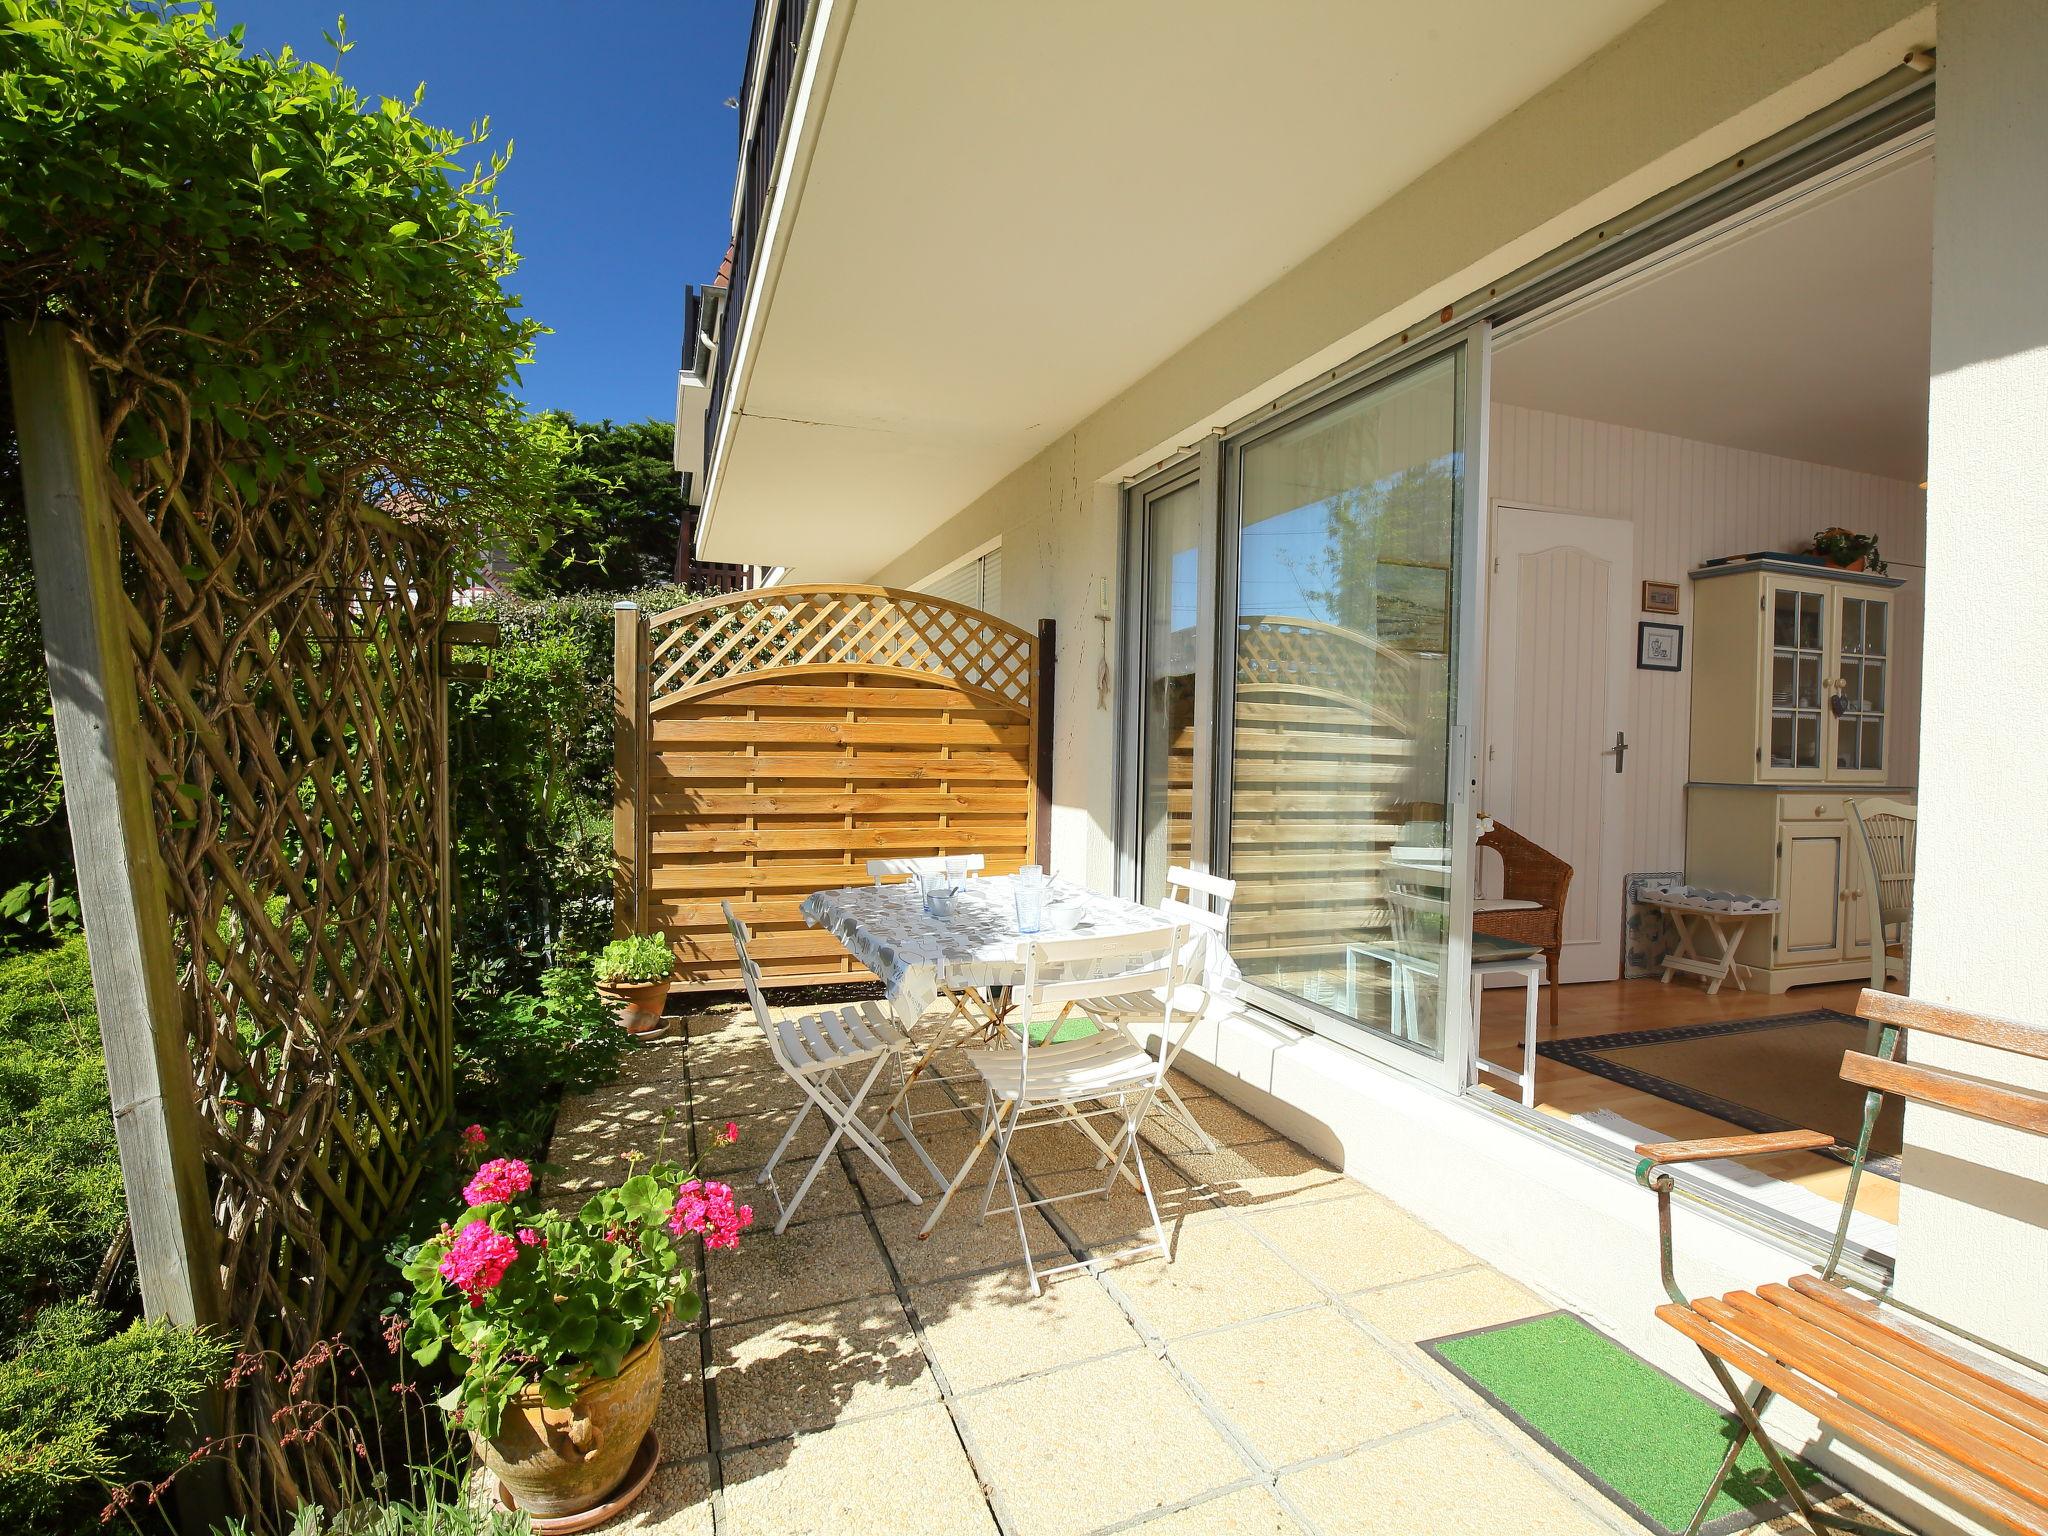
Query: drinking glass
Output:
[[1014, 864, 1044, 935]]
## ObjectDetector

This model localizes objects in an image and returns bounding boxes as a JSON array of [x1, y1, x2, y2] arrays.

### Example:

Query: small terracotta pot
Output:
[[476, 1328, 664, 1520], [597, 977, 671, 1037]]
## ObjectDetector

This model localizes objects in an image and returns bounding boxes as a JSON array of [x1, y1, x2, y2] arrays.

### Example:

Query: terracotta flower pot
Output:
[[477, 1328, 664, 1520], [597, 977, 671, 1037]]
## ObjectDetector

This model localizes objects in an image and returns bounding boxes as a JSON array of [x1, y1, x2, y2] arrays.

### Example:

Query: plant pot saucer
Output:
[[491, 1429, 659, 1534]]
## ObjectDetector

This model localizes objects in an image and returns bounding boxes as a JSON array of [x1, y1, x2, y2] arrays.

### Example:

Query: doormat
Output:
[[1535, 1011, 1901, 1178], [1423, 1311, 1824, 1536]]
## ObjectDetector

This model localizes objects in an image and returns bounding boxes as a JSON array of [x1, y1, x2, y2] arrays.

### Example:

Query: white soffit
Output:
[[1492, 144, 1934, 484], [706, 0, 1664, 573]]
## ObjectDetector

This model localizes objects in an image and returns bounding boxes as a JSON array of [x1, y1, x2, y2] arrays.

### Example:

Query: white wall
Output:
[[1489, 401, 1927, 877], [1903, 0, 2048, 1364]]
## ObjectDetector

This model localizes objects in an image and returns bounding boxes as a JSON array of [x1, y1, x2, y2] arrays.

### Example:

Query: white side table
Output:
[[1645, 896, 1774, 994], [1472, 951, 1545, 1105]]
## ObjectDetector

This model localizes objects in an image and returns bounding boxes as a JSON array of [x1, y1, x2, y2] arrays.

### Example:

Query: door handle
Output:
[[1601, 731, 1629, 774]]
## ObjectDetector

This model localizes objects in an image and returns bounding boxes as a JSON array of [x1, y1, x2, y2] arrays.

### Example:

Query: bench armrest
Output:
[[1635, 1130, 1836, 1167]]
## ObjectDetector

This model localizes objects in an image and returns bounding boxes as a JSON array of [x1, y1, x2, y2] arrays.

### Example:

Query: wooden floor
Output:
[[1474, 975, 1898, 1224]]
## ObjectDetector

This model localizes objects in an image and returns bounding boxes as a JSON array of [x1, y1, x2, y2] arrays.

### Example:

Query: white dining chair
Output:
[[722, 903, 937, 1232], [866, 854, 986, 885], [1091, 866, 1236, 1150], [1848, 798, 1916, 994], [918, 923, 1189, 1295]]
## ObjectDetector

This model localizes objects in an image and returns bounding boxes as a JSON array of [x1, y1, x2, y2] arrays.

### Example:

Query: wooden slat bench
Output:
[[1633, 990, 2048, 1536]]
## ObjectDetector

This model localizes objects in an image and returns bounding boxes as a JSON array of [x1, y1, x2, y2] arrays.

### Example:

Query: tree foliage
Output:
[[517, 416, 686, 595], [0, 0, 559, 571]]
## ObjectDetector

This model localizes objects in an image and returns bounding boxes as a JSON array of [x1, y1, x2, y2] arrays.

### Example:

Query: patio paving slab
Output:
[[1169, 1307, 1445, 1468], [585, 1458, 714, 1536], [703, 1210, 895, 1325], [720, 1402, 995, 1536], [1139, 1485, 1305, 1535], [1245, 1189, 1475, 1294], [1280, 1419, 1625, 1535], [1350, 1264, 1548, 1344], [954, 1351, 1248, 1536], [708, 1294, 936, 1447], [909, 1266, 1142, 1392], [1100, 1208, 1323, 1340]]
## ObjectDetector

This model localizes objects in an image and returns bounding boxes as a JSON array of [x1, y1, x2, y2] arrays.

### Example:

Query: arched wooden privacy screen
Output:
[[615, 586, 1050, 990]]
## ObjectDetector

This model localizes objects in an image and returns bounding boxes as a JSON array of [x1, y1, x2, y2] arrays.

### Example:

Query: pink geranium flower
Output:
[[462, 1157, 533, 1207], [460, 1123, 487, 1148], [722, 1121, 739, 1146], [438, 1220, 521, 1302], [516, 1227, 544, 1247], [667, 1179, 753, 1250]]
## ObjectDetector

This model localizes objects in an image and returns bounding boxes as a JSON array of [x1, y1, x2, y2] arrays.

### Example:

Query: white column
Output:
[[1901, 0, 2048, 1359]]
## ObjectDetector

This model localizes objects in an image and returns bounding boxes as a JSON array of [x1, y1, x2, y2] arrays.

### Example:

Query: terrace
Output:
[[550, 1003, 1879, 1536]]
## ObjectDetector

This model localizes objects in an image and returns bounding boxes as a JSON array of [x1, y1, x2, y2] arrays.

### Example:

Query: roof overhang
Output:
[[697, 0, 1667, 578]]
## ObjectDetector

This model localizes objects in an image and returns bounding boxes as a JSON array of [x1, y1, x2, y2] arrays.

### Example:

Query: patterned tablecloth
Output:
[[800, 875, 1239, 1028]]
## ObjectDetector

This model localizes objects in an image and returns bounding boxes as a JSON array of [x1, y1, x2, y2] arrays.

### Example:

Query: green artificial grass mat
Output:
[[1014, 1013, 1103, 1045], [1424, 1311, 1823, 1536]]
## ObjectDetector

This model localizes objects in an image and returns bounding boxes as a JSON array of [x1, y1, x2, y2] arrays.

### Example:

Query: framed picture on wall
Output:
[[1637, 621, 1684, 671], [1641, 580, 1681, 614]]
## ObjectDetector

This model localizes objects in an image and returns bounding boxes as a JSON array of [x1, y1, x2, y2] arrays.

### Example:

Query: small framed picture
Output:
[[1641, 580, 1681, 615], [1638, 621, 1684, 672]]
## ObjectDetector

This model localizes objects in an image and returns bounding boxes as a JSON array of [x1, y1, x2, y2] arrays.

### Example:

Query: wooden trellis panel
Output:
[[11, 326, 453, 1376], [619, 586, 1047, 990]]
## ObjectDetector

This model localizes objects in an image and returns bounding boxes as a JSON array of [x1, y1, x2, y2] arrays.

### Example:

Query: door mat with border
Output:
[[1423, 1310, 1826, 1536], [1534, 1010, 1902, 1179]]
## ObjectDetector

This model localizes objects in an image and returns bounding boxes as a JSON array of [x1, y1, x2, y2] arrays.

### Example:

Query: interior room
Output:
[[1470, 131, 1932, 1243]]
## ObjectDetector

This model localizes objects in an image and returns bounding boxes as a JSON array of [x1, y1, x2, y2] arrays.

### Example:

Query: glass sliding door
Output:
[[1220, 338, 1480, 1075], [1127, 470, 1208, 906]]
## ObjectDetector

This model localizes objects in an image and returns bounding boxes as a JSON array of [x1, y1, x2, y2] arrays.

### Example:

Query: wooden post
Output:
[[613, 602, 650, 935], [6, 322, 224, 1336], [1034, 618, 1056, 869]]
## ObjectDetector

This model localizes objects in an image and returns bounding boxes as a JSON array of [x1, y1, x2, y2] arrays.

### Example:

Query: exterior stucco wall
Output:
[[871, 0, 1933, 896], [1904, 0, 2048, 1364]]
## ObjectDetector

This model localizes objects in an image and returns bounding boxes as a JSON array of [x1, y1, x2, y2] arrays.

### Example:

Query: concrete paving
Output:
[[551, 1006, 1877, 1536]]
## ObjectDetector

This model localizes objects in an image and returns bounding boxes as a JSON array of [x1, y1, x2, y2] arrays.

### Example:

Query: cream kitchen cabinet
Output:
[[1688, 558, 1903, 786], [1683, 785, 1912, 991]]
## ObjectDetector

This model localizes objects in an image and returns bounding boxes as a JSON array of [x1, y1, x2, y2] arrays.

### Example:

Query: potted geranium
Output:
[[400, 1130, 749, 1524], [1809, 527, 1887, 574], [593, 933, 674, 1037]]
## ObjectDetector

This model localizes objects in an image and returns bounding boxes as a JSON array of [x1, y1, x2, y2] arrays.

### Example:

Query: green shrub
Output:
[[0, 1301, 228, 1533], [594, 933, 674, 985], [0, 937, 122, 1327], [449, 585, 697, 991], [455, 966, 631, 1157]]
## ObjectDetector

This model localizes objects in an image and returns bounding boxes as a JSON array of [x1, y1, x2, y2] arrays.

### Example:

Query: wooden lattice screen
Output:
[[615, 586, 1048, 990], [11, 328, 453, 1367]]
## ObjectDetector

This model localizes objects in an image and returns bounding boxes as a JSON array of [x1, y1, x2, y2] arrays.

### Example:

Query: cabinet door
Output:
[[1827, 591, 1892, 783], [1762, 579, 1830, 782], [1775, 821, 1847, 964]]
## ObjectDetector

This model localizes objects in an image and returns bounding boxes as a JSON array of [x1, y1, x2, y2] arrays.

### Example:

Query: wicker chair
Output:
[[1471, 822, 1573, 1034]]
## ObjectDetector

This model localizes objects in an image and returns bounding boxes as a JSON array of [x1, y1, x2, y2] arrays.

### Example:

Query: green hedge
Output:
[[449, 584, 697, 993]]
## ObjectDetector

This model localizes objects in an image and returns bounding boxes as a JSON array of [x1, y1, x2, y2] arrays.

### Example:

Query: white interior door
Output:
[[1482, 504, 1633, 984]]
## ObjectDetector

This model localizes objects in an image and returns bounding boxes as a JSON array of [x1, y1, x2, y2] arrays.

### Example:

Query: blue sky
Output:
[[227, 2, 753, 426]]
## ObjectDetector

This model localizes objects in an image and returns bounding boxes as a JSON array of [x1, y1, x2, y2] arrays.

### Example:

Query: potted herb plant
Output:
[[593, 933, 674, 1037], [400, 1129, 749, 1524], [1809, 527, 1887, 574]]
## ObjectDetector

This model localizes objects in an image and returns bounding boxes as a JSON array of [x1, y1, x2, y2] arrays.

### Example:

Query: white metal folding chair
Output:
[[866, 854, 985, 885], [721, 903, 939, 1232], [1091, 866, 1236, 1150], [918, 923, 1188, 1295]]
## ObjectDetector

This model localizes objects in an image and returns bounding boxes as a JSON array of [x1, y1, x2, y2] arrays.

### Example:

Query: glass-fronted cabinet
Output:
[[1690, 559, 1903, 786]]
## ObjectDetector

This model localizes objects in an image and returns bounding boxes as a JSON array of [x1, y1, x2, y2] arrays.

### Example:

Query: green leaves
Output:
[[387, 218, 420, 238]]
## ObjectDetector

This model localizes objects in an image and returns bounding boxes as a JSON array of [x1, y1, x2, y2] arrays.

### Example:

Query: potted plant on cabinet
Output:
[[1809, 527, 1887, 574], [400, 1129, 749, 1530], [593, 933, 674, 1037]]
